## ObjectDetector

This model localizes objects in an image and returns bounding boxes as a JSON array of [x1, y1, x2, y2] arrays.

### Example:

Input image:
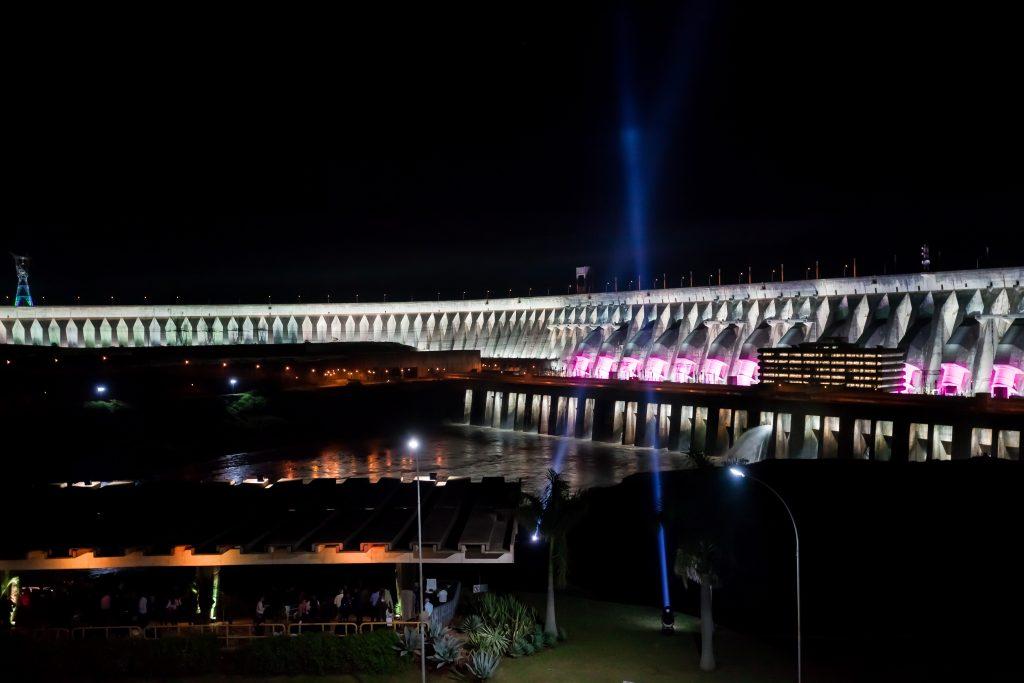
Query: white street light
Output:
[[729, 466, 801, 683], [94, 384, 107, 396], [229, 378, 238, 388], [408, 437, 426, 683]]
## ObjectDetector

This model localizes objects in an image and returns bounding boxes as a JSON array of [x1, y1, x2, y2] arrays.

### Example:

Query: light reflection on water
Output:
[[194, 425, 693, 493]]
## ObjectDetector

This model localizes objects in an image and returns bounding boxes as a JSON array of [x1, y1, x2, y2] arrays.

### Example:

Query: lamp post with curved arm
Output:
[[729, 466, 801, 683], [409, 437, 426, 683]]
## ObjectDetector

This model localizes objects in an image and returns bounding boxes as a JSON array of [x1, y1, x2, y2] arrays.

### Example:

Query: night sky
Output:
[[5, 3, 1019, 305]]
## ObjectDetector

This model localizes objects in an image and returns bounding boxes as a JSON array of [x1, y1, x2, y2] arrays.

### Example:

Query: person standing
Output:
[[255, 596, 266, 626], [99, 593, 112, 624], [137, 594, 149, 628], [333, 588, 345, 621]]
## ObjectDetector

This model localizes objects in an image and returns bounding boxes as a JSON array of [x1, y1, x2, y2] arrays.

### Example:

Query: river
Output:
[[168, 424, 693, 493]]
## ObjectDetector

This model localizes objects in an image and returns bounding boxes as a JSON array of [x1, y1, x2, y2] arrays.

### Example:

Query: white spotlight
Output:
[[229, 378, 238, 387], [407, 437, 420, 451], [95, 384, 107, 395], [728, 466, 746, 478]]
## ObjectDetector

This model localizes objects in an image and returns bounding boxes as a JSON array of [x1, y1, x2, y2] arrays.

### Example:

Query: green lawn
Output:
[[159, 594, 793, 683]]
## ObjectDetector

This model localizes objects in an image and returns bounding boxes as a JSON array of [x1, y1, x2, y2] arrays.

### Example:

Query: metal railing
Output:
[[286, 621, 358, 636], [71, 625, 143, 640], [359, 620, 421, 633], [23, 627, 70, 641]]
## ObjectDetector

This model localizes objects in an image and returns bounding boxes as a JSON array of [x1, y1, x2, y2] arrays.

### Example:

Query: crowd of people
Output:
[[4, 580, 205, 629], [3, 574, 456, 631]]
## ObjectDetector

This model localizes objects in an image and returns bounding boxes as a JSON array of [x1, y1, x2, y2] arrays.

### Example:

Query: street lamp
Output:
[[729, 466, 801, 683], [408, 437, 426, 683]]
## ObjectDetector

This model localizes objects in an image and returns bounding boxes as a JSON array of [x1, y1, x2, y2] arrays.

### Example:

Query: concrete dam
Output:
[[3, 267, 1023, 397]]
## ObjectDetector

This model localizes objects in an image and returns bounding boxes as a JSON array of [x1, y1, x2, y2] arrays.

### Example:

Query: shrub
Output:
[[347, 628, 403, 674], [465, 649, 501, 680], [428, 633, 463, 670], [474, 593, 536, 649], [394, 626, 422, 658], [459, 614, 484, 634], [510, 637, 536, 657], [237, 630, 401, 676], [468, 622, 509, 656], [543, 631, 558, 648]]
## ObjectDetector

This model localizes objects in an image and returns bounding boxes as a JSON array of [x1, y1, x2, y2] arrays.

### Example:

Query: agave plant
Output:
[[528, 623, 546, 650], [427, 613, 449, 642], [428, 633, 463, 670], [393, 626, 422, 658], [465, 650, 501, 680], [510, 637, 536, 658]]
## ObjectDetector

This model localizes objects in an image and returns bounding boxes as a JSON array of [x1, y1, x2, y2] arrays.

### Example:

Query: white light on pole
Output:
[[729, 466, 801, 683], [94, 384, 107, 396], [408, 437, 426, 683]]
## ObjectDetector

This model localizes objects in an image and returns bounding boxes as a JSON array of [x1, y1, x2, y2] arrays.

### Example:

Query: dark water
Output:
[[170, 425, 692, 493]]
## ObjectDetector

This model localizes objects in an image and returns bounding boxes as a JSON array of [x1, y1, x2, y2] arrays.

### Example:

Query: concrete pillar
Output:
[[525, 394, 537, 431], [591, 397, 614, 442], [469, 389, 487, 426], [612, 400, 626, 444], [704, 407, 720, 456], [788, 413, 806, 460], [667, 403, 682, 451], [692, 407, 708, 456], [837, 417, 855, 459], [890, 419, 910, 463], [634, 401, 649, 446], [539, 395, 551, 435], [951, 423, 972, 460], [554, 396, 568, 435], [515, 393, 527, 431]]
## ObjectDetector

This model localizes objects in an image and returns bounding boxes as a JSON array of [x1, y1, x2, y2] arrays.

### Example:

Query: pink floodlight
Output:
[[938, 362, 971, 396], [730, 358, 759, 386], [643, 357, 668, 381], [671, 357, 696, 383], [898, 363, 923, 394], [990, 364, 1023, 398], [592, 355, 615, 379], [702, 358, 729, 384], [617, 356, 640, 380]]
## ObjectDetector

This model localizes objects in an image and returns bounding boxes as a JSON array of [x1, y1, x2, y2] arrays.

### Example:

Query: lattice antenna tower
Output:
[[11, 253, 33, 307]]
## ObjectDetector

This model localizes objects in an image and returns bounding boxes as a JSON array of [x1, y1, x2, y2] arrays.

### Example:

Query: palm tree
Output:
[[674, 540, 722, 672], [520, 468, 587, 636]]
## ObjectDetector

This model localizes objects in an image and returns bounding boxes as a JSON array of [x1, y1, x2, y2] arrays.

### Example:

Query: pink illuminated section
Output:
[[990, 364, 1023, 398], [592, 355, 615, 379], [617, 356, 640, 380], [568, 354, 593, 378], [730, 358, 759, 386], [642, 357, 668, 381], [898, 362, 923, 394], [937, 362, 971, 396], [702, 358, 729, 384], [671, 357, 696, 383]]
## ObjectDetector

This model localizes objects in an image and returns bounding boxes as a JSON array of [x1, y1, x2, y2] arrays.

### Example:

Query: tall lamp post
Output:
[[408, 437, 426, 683], [729, 467, 801, 683]]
